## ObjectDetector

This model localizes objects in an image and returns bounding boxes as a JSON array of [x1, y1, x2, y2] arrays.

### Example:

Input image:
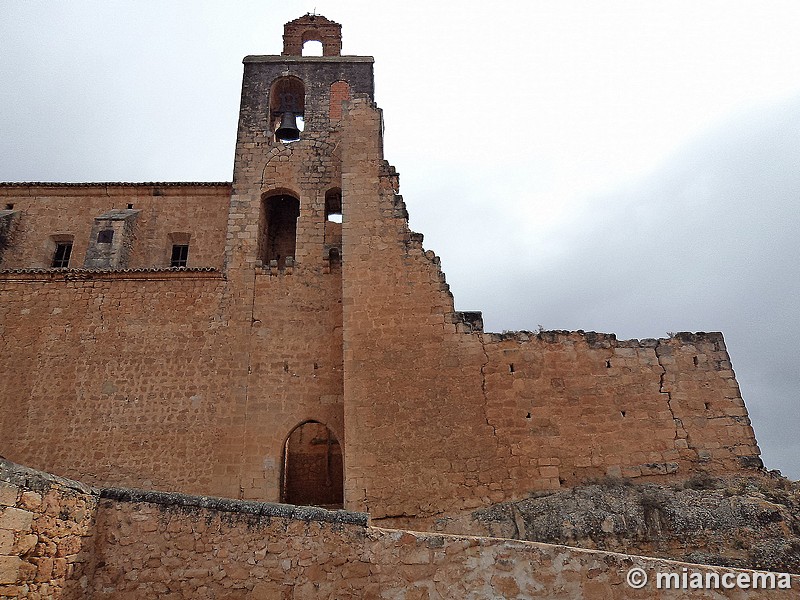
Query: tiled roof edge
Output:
[[0, 266, 220, 274], [0, 182, 231, 187]]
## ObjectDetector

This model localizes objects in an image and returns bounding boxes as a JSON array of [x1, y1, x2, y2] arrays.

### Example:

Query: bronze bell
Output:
[[275, 112, 301, 141]]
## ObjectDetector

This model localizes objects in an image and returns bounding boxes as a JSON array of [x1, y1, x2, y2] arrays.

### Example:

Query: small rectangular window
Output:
[[97, 229, 114, 244], [170, 244, 189, 267], [52, 242, 72, 268]]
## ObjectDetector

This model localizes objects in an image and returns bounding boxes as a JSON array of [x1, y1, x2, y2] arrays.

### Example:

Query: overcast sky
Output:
[[1, 1, 799, 478]]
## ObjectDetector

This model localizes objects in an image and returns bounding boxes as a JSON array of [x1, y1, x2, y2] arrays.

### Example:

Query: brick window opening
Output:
[[261, 194, 300, 268], [52, 242, 72, 268], [281, 421, 343, 509], [97, 229, 114, 244], [5, 203, 13, 210], [170, 244, 189, 267], [302, 40, 323, 56]]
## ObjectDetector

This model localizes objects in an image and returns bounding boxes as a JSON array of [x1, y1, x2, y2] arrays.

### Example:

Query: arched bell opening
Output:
[[280, 420, 343, 508], [260, 193, 300, 269], [301, 39, 323, 56], [269, 76, 305, 142]]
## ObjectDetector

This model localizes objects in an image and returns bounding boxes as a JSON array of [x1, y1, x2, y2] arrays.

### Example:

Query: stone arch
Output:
[[324, 187, 342, 221], [280, 420, 344, 508], [259, 190, 300, 269], [301, 39, 323, 56]]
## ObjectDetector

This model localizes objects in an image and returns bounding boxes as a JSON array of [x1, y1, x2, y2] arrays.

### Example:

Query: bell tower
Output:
[[220, 15, 374, 502], [225, 14, 374, 274]]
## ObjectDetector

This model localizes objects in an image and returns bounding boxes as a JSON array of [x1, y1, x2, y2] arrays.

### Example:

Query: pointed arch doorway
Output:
[[281, 420, 343, 509]]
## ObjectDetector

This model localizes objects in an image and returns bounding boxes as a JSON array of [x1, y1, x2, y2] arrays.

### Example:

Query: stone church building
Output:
[[0, 14, 763, 529]]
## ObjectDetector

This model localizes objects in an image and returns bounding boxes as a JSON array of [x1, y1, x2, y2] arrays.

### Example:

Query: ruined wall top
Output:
[[283, 14, 342, 57]]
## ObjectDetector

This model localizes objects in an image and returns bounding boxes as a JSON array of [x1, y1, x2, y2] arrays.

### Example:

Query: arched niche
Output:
[[281, 420, 343, 508]]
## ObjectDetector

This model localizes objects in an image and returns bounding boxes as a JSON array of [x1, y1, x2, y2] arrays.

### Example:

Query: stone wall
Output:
[[0, 183, 230, 270], [85, 490, 800, 599], [4, 460, 795, 599], [340, 98, 762, 524], [0, 264, 344, 505], [0, 99, 763, 526], [481, 330, 759, 488], [0, 29, 764, 530], [0, 459, 97, 599], [0, 271, 241, 497]]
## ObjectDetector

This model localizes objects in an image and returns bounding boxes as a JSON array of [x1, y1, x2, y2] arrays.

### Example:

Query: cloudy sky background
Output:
[[1, 1, 799, 477]]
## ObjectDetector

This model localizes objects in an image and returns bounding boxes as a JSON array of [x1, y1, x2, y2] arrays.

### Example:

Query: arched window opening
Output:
[[324, 188, 342, 223], [261, 194, 300, 269], [281, 421, 343, 508], [269, 77, 305, 142], [302, 40, 323, 56]]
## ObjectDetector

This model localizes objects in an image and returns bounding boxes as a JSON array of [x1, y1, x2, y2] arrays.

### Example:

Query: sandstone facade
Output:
[[0, 13, 763, 533]]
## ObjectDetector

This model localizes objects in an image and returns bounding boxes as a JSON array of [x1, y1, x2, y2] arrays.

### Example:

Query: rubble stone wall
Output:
[[0, 460, 98, 599], [4, 461, 794, 599], [87, 491, 800, 599]]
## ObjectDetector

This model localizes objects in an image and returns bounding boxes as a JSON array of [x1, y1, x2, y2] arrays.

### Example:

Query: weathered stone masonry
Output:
[[0, 13, 763, 533], [2, 459, 797, 599]]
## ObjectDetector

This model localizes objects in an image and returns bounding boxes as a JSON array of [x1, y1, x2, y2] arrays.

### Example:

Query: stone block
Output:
[[0, 484, 18, 508], [0, 508, 33, 532], [14, 534, 37, 556], [0, 530, 13, 554], [0, 555, 22, 585]]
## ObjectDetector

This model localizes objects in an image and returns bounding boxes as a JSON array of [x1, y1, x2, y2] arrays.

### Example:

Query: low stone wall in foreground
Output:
[[2, 459, 798, 599]]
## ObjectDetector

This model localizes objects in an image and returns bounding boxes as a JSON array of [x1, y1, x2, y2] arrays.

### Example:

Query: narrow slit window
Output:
[[52, 242, 72, 268], [170, 244, 189, 267], [328, 247, 341, 270], [325, 188, 342, 222]]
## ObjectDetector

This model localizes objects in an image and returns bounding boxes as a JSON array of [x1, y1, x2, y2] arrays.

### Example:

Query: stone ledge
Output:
[[0, 458, 95, 498], [243, 55, 374, 64], [0, 267, 223, 281], [100, 487, 370, 527], [483, 329, 725, 348]]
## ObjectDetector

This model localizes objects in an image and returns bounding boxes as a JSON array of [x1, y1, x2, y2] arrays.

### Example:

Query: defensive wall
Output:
[[2, 459, 797, 599], [338, 98, 761, 524]]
